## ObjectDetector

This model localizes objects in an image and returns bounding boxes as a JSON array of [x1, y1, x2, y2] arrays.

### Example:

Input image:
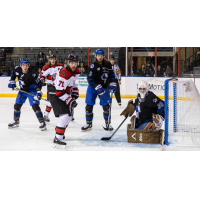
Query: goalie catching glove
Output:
[[151, 114, 164, 131], [120, 100, 136, 117]]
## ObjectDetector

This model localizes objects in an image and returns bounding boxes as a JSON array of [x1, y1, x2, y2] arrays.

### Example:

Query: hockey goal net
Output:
[[165, 78, 200, 145]]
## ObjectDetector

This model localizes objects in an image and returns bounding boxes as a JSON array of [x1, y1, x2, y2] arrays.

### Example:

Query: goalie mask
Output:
[[138, 80, 149, 99]]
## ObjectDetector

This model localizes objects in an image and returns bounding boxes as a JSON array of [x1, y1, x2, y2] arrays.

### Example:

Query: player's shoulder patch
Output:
[[32, 73, 37, 77], [153, 98, 158, 103], [59, 67, 72, 80], [90, 64, 94, 69], [42, 64, 51, 71]]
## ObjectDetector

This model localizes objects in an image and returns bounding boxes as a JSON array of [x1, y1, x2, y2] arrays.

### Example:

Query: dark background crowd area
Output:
[[0, 47, 200, 77]]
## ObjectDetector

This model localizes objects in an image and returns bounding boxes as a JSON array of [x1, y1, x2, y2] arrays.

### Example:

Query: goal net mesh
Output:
[[166, 80, 200, 145]]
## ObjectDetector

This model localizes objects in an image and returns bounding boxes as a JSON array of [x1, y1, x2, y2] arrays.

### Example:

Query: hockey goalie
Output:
[[120, 80, 165, 144]]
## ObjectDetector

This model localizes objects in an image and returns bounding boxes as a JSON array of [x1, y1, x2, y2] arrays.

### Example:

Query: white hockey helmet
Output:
[[138, 80, 149, 98]]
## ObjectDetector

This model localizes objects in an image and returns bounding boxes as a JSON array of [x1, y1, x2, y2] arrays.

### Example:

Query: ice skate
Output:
[[44, 114, 50, 122], [81, 123, 92, 131], [39, 122, 47, 131], [103, 123, 114, 131], [8, 119, 19, 129], [53, 136, 66, 149]]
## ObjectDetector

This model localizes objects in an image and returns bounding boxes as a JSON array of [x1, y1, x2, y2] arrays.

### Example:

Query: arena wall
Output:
[[0, 77, 200, 99]]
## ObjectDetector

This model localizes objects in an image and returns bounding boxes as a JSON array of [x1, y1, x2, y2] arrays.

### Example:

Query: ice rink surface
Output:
[[1, 97, 200, 151]]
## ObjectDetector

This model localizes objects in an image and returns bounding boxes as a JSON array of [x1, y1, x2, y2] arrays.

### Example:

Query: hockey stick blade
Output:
[[101, 115, 129, 141], [101, 136, 112, 141]]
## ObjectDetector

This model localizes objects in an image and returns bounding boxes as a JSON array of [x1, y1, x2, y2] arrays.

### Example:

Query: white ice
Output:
[[1, 97, 200, 151]]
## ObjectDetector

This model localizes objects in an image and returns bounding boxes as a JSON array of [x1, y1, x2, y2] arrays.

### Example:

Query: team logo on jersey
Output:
[[90, 64, 94, 69], [97, 68, 100, 71], [32, 73, 36, 77], [15, 72, 19, 75], [153, 98, 158, 103], [89, 71, 92, 76], [101, 73, 108, 84], [51, 73, 56, 81]]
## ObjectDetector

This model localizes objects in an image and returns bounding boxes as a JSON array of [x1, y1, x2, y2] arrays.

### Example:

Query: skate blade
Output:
[[40, 127, 47, 131], [53, 144, 66, 149], [81, 127, 92, 132], [8, 125, 19, 129]]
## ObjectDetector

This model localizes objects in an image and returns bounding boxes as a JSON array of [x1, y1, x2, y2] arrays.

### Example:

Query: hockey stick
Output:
[[103, 91, 113, 131], [14, 87, 50, 102], [101, 114, 129, 141]]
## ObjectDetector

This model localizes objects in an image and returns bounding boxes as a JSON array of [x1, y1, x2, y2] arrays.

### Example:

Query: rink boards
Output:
[[1, 76, 200, 99]]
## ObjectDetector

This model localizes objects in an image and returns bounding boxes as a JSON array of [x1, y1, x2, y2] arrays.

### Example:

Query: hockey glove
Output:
[[39, 76, 46, 86], [8, 80, 16, 90], [151, 114, 164, 131], [66, 96, 78, 116], [120, 100, 136, 117], [95, 84, 105, 96], [71, 87, 79, 99], [109, 82, 117, 93], [34, 90, 43, 101]]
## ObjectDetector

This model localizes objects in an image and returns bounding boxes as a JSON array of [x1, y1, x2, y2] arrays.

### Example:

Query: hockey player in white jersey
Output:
[[39, 54, 64, 122], [50, 54, 80, 146], [110, 55, 122, 106]]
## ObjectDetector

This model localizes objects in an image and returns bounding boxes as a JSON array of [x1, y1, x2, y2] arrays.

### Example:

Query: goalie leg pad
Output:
[[137, 122, 153, 130]]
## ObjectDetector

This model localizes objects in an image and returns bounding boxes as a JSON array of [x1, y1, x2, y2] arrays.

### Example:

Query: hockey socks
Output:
[[55, 114, 72, 142], [13, 103, 22, 121], [103, 104, 110, 124], [85, 104, 93, 124], [86, 112, 93, 124], [32, 104, 45, 123], [44, 102, 52, 117]]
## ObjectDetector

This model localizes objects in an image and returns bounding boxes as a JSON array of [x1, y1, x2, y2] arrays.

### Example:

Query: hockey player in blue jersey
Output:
[[81, 49, 117, 131], [8, 59, 47, 131]]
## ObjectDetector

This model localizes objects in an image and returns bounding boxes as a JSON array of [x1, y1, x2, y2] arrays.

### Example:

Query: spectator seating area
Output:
[[0, 47, 120, 76], [18, 47, 120, 66]]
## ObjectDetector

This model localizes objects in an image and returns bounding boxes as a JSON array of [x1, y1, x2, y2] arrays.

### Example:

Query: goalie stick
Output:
[[14, 88, 50, 102], [101, 114, 129, 141]]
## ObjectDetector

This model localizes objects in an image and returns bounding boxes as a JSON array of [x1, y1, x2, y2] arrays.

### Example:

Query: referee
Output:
[[110, 55, 122, 106]]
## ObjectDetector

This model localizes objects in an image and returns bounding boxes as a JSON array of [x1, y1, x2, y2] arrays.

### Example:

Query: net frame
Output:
[[165, 78, 200, 145]]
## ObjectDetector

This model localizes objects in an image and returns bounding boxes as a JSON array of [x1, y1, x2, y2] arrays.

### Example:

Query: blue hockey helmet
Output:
[[20, 59, 30, 67], [95, 49, 104, 56]]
